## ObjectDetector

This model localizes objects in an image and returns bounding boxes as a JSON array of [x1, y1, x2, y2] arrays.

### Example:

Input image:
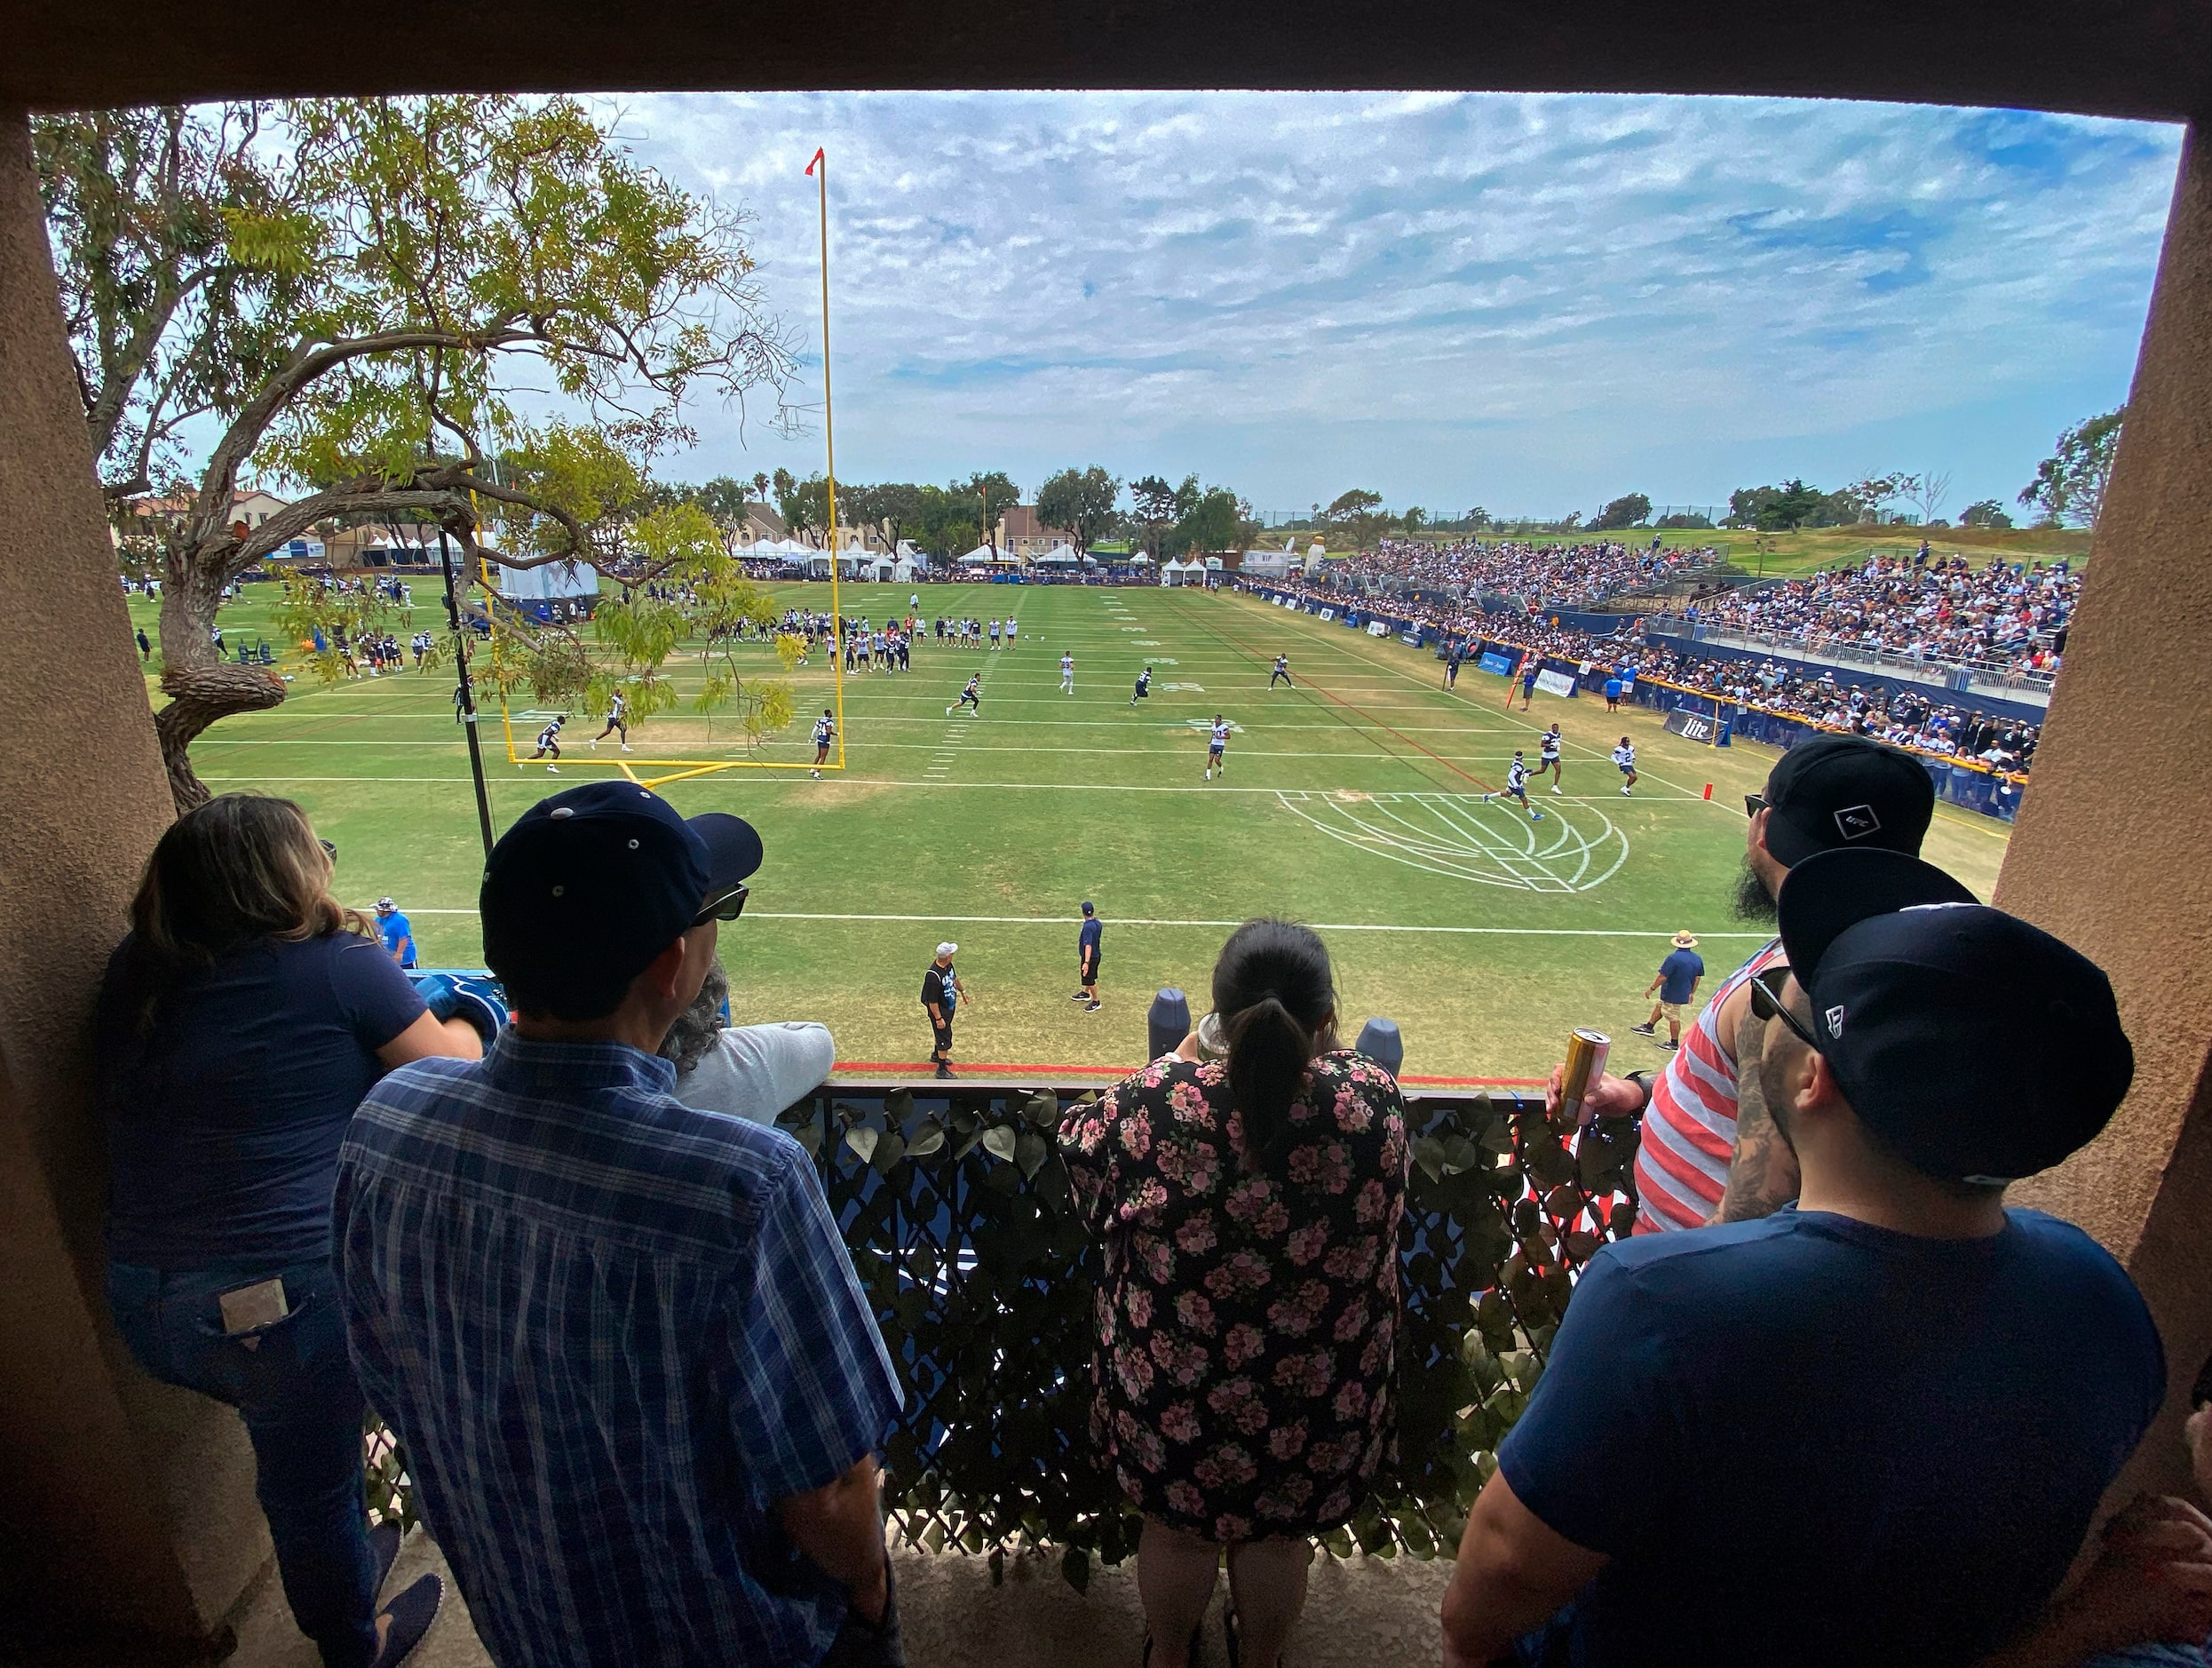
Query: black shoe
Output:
[[935, 1061, 955, 1079], [1086, 1000, 1102, 1013], [372, 1574, 443, 1668], [1661, 1037, 1679, 1050], [1629, 1023, 1656, 1036], [1071, 991, 1090, 1001], [369, 1521, 403, 1596]]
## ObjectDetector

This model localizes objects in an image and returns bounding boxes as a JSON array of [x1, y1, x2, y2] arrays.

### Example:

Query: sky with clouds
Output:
[[597, 91, 2182, 522]]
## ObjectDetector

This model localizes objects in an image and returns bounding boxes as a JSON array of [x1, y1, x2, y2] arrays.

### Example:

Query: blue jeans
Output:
[[108, 1257, 379, 1668]]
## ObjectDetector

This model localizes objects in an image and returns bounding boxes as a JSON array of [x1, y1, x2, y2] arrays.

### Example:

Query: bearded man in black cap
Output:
[[334, 783, 908, 1668], [1550, 733, 1941, 1234], [1444, 849, 2195, 1668]]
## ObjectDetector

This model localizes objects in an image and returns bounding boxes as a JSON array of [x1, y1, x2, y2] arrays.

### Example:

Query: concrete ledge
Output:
[[226, 1533, 1455, 1667]]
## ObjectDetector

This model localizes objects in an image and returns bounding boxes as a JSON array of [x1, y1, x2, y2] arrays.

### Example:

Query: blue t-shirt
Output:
[[377, 909, 416, 966], [1497, 1207, 2163, 1668], [1603, 679, 1622, 698], [1080, 917, 1103, 957], [1655, 948, 1704, 1005], [97, 931, 427, 1269]]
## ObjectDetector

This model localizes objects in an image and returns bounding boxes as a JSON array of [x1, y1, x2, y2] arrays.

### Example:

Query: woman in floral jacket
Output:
[[1060, 918, 1410, 1668]]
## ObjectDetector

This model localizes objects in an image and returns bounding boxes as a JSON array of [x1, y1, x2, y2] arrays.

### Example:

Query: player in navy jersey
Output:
[[1130, 666, 1153, 707], [948, 673, 981, 717], [811, 709, 835, 777], [1485, 751, 1545, 821], [529, 714, 567, 773]]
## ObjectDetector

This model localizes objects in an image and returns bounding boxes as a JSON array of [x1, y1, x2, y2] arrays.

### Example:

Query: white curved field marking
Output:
[[1274, 790, 1631, 893]]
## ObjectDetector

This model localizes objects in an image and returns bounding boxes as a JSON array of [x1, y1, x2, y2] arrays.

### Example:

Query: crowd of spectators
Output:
[[1681, 547, 2078, 677], [1244, 575, 2044, 776], [94, 774, 2212, 1668], [1324, 536, 1714, 607]]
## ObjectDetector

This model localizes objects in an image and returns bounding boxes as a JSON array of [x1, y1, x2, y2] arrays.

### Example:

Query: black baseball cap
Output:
[[1760, 734, 1937, 869], [1776, 849, 2134, 1183], [481, 782, 763, 1011]]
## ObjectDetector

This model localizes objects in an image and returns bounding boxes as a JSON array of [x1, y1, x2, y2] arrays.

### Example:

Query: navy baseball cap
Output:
[[1760, 735, 1937, 869], [481, 782, 763, 1010], [1776, 849, 2134, 1183]]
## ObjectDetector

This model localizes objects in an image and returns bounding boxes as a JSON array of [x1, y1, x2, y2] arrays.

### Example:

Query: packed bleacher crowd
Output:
[[94, 762, 2212, 1668], [1322, 536, 1716, 605], [1682, 548, 2078, 676], [1246, 575, 2045, 775]]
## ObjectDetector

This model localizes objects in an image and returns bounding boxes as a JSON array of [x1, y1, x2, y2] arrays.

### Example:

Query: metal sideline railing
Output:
[[361, 1076, 1645, 1582]]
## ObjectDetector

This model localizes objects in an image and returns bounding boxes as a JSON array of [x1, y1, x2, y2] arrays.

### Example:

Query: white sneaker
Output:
[[1621, 785, 1631, 796], [548, 765, 559, 774], [620, 744, 631, 752], [1551, 784, 1563, 794], [811, 768, 821, 778], [588, 739, 597, 750], [1204, 768, 1211, 780]]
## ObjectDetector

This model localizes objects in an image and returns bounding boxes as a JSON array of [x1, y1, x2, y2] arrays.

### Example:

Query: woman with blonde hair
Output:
[[98, 794, 489, 1668], [1060, 918, 1411, 1668]]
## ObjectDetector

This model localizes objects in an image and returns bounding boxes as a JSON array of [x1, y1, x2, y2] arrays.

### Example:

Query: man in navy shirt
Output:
[[1073, 901, 1102, 1013], [1630, 929, 1703, 1049], [1441, 849, 2168, 1668]]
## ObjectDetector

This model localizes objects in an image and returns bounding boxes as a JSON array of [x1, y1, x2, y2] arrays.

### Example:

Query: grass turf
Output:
[[125, 582, 2011, 1081]]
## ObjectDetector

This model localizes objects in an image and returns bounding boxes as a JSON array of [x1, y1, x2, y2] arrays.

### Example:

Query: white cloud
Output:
[[599, 91, 2180, 519]]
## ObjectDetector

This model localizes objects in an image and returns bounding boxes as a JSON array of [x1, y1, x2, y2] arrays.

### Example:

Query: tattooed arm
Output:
[[1712, 992, 1800, 1224]]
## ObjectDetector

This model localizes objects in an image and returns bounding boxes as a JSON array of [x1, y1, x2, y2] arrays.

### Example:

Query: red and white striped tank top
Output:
[[1631, 938, 1785, 1234]]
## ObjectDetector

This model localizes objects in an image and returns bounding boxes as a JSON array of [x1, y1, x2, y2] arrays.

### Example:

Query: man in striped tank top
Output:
[[1546, 735, 1938, 1233]]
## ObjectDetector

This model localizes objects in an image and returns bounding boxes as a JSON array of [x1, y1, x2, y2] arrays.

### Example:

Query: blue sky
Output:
[[599, 91, 2182, 521]]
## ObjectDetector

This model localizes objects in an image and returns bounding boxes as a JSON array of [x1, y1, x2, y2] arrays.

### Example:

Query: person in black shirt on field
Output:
[[923, 942, 969, 1078]]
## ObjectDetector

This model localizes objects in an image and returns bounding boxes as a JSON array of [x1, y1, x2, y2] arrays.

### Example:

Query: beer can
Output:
[[1559, 1028, 1612, 1125]]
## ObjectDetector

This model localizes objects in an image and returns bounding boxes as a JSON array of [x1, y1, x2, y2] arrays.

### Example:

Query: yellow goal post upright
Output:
[[474, 143, 851, 793]]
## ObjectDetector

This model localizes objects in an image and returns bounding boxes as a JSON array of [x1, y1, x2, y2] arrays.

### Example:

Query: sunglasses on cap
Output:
[[1748, 965, 1823, 1054], [318, 838, 337, 862], [691, 882, 749, 930]]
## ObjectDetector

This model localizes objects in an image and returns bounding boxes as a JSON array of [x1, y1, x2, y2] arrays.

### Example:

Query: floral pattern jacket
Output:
[[1058, 1051, 1410, 1541]]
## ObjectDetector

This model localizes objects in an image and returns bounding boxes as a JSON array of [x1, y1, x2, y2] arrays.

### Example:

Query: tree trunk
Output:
[[154, 544, 285, 814]]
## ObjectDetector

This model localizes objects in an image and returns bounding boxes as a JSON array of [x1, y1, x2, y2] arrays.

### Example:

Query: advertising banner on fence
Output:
[[1319, 607, 1335, 622], [1535, 668, 1578, 699], [1367, 620, 1391, 638], [1663, 707, 1730, 745], [1478, 650, 1514, 676]]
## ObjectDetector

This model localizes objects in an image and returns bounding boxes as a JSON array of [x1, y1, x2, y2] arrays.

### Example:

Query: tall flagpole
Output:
[[806, 145, 846, 771]]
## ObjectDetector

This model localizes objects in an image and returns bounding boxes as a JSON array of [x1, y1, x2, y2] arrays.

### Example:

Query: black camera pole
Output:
[[439, 528, 497, 860]]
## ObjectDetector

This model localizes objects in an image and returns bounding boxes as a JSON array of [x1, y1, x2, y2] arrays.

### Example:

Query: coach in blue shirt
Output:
[[1440, 849, 2168, 1668], [335, 783, 904, 1668]]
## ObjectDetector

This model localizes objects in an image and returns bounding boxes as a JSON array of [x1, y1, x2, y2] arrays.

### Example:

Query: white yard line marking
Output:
[[203, 772, 1708, 799], [385, 906, 1772, 938]]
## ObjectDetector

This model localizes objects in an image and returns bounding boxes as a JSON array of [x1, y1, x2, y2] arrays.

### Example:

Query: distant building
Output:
[[995, 504, 1078, 558]]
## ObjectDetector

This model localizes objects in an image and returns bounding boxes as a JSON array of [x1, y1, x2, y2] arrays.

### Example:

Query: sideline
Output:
[[829, 1060, 1548, 1087]]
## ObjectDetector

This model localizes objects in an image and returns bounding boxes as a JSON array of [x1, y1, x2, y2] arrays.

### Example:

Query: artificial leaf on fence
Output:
[[980, 1124, 1019, 1164], [907, 1118, 947, 1157], [845, 1126, 881, 1164]]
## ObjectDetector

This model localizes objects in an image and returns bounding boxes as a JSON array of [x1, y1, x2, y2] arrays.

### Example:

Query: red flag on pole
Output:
[[805, 147, 824, 176]]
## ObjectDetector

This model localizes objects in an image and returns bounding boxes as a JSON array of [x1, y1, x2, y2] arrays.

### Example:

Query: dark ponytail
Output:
[[1212, 918, 1336, 1167]]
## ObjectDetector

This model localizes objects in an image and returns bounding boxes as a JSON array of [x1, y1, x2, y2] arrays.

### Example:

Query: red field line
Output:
[[831, 1061, 1545, 1087]]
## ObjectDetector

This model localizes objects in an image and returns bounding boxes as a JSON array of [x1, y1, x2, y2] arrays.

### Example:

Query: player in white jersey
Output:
[[1613, 736, 1638, 795], [1269, 654, 1292, 688], [529, 714, 567, 773], [990, 618, 1002, 648], [1539, 723, 1564, 792], [1060, 652, 1075, 694], [811, 709, 835, 777], [1003, 617, 1017, 649], [589, 689, 630, 752], [948, 673, 982, 716], [1484, 751, 1545, 821], [1204, 715, 1231, 780]]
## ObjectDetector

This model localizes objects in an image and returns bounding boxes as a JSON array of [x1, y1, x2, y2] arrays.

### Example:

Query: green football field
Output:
[[125, 581, 2012, 1082]]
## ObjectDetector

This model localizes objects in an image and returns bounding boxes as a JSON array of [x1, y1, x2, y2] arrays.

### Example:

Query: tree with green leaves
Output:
[[39, 95, 793, 810], [1035, 465, 1122, 552], [1169, 484, 1241, 558], [1128, 474, 1180, 561], [1589, 493, 1651, 531], [2018, 409, 2125, 528], [773, 469, 831, 543], [1320, 487, 1391, 550], [1960, 499, 2013, 528]]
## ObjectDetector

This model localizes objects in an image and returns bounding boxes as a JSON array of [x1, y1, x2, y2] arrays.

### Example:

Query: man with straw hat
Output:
[[1631, 931, 1706, 1051]]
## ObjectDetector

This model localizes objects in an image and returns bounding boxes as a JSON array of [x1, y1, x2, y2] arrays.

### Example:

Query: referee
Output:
[[1072, 902, 1102, 1013], [923, 942, 968, 1079]]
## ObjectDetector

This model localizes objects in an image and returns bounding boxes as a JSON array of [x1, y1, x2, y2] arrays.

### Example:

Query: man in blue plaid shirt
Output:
[[335, 783, 905, 1666]]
